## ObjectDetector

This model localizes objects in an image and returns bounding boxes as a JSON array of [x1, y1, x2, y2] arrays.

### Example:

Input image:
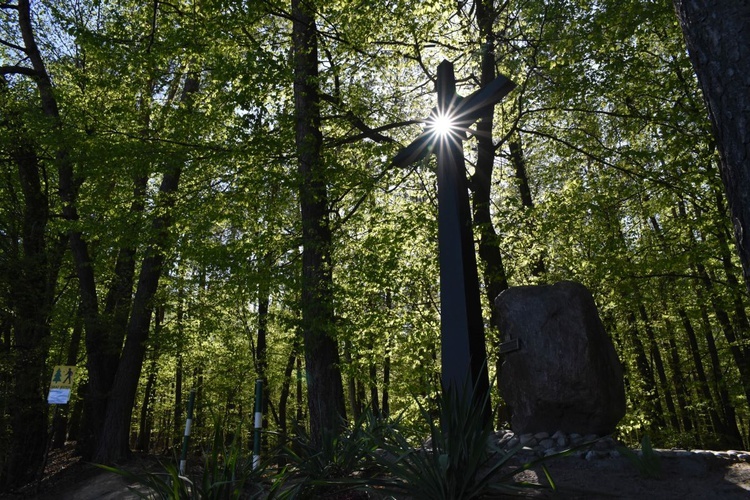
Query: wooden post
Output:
[[393, 60, 515, 419]]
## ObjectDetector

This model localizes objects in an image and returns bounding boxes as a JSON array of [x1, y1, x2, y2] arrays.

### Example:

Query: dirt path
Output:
[[512, 453, 750, 498]]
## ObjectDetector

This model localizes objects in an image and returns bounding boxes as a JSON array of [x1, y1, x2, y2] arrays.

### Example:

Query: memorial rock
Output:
[[495, 281, 626, 435]]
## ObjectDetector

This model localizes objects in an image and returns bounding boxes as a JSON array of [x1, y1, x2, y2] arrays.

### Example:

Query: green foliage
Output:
[[617, 434, 662, 480], [97, 423, 277, 499], [278, 410, 388, 498], [2, 0, 750, 480], [363, 385, 556, 499]]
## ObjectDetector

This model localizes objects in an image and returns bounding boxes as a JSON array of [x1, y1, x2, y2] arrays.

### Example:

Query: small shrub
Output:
[[617, 434, 662, 479], [97, 421, 279, 499]]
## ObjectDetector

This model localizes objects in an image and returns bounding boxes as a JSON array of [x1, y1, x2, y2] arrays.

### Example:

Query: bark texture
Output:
[[673, 1, 750, 294], [292, 0, 347, 445]]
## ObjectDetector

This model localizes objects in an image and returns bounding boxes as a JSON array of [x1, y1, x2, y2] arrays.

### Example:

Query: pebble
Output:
[[539, 438, 555, 450], [492, 429, 750, 463], [519, 433, 535, 446]]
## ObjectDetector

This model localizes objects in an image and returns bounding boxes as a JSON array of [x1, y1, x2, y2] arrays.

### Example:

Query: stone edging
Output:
[[493, 429, 750, 462]]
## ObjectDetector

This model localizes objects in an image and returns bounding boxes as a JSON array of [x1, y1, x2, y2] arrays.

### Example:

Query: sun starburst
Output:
[[428, 110, 456, 138]]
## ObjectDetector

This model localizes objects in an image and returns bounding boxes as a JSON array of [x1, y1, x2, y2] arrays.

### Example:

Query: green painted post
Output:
[[253, 379, 263, 470], [179, 389, 196, 475]]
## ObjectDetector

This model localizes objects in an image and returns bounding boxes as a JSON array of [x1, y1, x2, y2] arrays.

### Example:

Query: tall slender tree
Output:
[[292, 0, 347, 443]]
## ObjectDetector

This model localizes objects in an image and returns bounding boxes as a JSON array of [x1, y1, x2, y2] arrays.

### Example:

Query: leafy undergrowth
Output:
[[95, 387, 566, 499]]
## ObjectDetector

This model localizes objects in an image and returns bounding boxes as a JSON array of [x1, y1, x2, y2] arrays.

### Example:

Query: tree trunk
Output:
[[136, 307, 163, 452], [136, 356, 158, 452], [174, 354, 183, 449], [279, 338, 300, 438], [292, 0, 346, 444], [369, 350, 380, 417], [676, 200, 744, 444], [344, 339, 360, 420], [256, 270, 270, 448], [638, 304, 680, 431], [664, 317, 693, 433], [4, 141, 51, 489], [470, 0, 511, 427], [678, 307, 742, 447], [16, 0, 116, 457], [174, 286, 185, 449], [714, 192, 750, 355], [696, 261, 750, 408], [508, 136, 546, 276], [696, 287, 744, 445], [673, 0, 750, 295], [0, 1, 65, 488], [382, 290, 392, 418], [93, 170, 182, 462], [625, 311, 665, 428], [92, 72, 197, 463]]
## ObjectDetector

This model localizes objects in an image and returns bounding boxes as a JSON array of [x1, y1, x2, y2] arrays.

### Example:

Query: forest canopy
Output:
[[2, 0, 749, 490]]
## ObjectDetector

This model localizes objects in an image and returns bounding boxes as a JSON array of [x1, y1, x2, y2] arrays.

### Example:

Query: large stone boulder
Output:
[[495, 281, 625, 436]]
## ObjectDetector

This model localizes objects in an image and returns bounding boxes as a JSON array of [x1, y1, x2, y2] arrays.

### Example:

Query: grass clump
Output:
[[617, 434, 662, 479], [97, 422, 278, 499]]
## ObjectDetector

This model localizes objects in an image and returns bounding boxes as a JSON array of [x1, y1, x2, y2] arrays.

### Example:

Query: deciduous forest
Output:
[[2, 0, 750, 492]]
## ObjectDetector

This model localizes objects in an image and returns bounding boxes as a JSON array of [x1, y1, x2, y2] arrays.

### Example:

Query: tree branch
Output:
[[320, 91, 411, 145], [0, 37, 27, 53], [0, 65, 36, 77]]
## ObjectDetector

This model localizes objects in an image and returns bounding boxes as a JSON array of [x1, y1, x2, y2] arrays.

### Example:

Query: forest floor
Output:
[[2, 443, 750, 499]]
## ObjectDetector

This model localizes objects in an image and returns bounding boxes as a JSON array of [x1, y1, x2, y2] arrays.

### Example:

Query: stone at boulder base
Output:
[[495, 281, 626, 435]]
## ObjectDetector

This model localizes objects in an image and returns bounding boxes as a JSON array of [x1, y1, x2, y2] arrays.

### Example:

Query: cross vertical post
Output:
[[393, 60, 515, 421]]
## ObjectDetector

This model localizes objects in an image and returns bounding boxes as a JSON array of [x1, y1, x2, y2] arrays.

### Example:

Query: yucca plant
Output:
[[279, 410, 390, 498], [363, 382, 560, 499]]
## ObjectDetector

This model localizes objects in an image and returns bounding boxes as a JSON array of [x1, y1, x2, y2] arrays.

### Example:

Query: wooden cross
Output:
[[393, 60, 515, 411]]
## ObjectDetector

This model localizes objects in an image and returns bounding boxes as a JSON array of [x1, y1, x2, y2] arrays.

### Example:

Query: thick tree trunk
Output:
[[80, 84, 151, 459], [673, 0, 750, 295], [4, 143, 51, 489], [15, 0, 114, 460], [92, 168, 182, 462], [0, 2, 63, 488], [292, 0, 346, 444], [92, 72, 197, 463]]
